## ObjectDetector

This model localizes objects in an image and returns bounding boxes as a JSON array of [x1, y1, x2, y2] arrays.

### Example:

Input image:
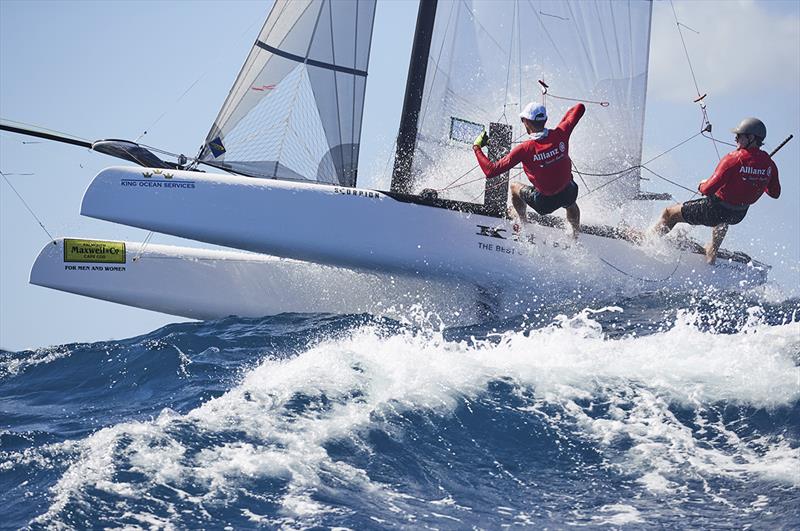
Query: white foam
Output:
[[31, 307, 800, 524], [0, 345, 73, 379], [591, 503, 645, 525]]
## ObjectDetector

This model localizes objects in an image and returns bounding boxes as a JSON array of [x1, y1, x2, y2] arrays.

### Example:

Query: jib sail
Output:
[[199, 0, 376, 187]]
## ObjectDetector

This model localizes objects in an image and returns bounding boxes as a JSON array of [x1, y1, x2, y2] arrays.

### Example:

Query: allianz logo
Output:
[[739, 166, 769, 177], [532, 147, 561, 162]]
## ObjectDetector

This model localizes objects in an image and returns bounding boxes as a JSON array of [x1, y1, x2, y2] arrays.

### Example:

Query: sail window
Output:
[[404, 0, 652, 205]]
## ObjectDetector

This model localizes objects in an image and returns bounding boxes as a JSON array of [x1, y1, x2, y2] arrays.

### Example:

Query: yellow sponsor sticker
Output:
[[64, 239, 126, 264]]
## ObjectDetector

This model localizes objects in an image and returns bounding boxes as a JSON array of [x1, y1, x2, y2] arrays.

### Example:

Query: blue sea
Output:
[[2, 291, 798, 529]]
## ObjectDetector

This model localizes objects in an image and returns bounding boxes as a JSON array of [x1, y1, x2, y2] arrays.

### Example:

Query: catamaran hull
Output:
[[80, 167, 769, 292], [30, 238, 483, 323]]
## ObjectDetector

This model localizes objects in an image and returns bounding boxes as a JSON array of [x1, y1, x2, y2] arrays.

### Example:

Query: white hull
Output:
[[30, 238, 485, 324], [80, 167, 768, 292]]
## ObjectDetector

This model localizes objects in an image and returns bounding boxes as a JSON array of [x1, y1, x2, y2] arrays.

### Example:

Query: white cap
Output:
[[519, 102, 547, 122]]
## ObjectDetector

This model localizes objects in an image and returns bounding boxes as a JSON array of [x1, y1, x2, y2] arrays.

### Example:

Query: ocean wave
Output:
[[1, 296, 798, 528]]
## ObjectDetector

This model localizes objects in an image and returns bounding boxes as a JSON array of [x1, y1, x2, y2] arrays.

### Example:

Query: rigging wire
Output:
[[669, 0, 702, 101], [451, 127, 706, 205], [702, 131, 735, 148], [133, 75, 208, 143], [640, 166, 697, 195], [132, 231, 156, 263], [133, 15, 263, 143], [668, 0, 722, 160], [569, 159, 590, 190], [155, 119, 702, 206], [574, 130, 705, 200], [437, 128, 529, 193], [642, 130, 704, 166], [0, 170, 56, 244], [500, 1, 516, 125]]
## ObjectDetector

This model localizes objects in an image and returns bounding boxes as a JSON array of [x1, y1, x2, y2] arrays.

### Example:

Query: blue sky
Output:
[[1, 0, 798, 350]]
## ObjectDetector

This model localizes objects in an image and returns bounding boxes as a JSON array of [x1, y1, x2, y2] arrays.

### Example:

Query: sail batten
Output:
[[201, 0, 376, 187], [254, 42, 368, 77]]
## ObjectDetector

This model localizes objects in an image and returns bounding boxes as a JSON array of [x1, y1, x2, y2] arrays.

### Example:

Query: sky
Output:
[[1, 0, 798, 351]]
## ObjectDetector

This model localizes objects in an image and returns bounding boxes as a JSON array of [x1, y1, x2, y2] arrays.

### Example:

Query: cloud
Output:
[[649, 0, 800, 102]]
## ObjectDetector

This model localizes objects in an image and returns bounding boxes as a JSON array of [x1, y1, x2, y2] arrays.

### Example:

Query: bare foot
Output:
[[567, 226, 579, 241]]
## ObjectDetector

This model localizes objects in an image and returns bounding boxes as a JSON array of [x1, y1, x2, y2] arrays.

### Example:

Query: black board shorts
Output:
[[681, 196, 748, 227], [520, 180, 579, 215]]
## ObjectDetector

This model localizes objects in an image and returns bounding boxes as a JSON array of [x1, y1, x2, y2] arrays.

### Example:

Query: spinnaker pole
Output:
[[390, 0, 438, 194]]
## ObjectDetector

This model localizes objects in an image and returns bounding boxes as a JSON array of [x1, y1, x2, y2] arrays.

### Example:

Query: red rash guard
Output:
[[699, 147, 780, 206], [473, 103, 585, 196]]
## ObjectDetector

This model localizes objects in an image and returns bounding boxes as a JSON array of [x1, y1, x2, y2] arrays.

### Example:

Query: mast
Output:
[[390, 0, 438, 194]]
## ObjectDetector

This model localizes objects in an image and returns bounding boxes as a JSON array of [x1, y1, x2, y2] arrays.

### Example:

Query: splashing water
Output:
[[1, 294, 798, 529]]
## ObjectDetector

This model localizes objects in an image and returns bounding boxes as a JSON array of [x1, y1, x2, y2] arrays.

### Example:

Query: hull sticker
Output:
[[333, 187, 381, 199], [64, 239, 126, 264], [122, 177, 195, 189], [475, 224, 571, 256]]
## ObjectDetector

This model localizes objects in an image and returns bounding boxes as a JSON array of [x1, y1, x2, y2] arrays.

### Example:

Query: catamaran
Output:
[[3, 0, 770, 324]]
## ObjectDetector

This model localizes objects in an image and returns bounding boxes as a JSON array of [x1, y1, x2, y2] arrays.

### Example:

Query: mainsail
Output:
[[199, 0, 376, 187], [400, 0, 652, 204]]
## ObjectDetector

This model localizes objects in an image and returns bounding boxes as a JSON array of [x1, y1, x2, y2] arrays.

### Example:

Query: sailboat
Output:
[[4, 0, 769, 324]]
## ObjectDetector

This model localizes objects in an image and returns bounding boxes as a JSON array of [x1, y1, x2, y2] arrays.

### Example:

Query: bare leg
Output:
[[705, 224, 728, 264], [510, 182, 528, 227], [653, 204, 684, 236], [565, 203, 580, 238]]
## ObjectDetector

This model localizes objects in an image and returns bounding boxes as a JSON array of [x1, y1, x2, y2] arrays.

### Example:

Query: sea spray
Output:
[[2, 297, 798, 528]]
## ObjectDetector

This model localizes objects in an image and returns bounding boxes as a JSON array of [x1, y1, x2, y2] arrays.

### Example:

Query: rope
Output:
[[0, 171, 56, 244], [453, 128, 706, 203], [702, 131, 735, 148], [576, 167, 637, 199], [469, 170, 525, 203], [642, 131, 703, 166], [437, 129, 530, 193], [538, 80, 609, 107], [570, 160, 590, 189], [575, 130, 705, 199], [599, 254, 683, 283], [640, 166, 697, 196], [438, 164, 484, 193]]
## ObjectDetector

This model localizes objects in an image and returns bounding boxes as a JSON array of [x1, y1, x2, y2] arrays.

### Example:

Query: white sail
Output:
[[200, 0, 376, 186], [410, 0, 652, 203]]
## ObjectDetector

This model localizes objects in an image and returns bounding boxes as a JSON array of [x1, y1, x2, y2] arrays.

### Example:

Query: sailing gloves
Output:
[[473, 130, 488, 148]]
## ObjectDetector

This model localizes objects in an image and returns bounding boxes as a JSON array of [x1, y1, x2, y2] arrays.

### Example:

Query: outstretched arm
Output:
[[473, 143, 524, 179], [557, 103, 586, 136]]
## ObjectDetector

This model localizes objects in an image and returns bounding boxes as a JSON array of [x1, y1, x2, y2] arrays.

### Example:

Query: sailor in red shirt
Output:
[[473, 102, 586, 237], [653, 117, 780, 264]]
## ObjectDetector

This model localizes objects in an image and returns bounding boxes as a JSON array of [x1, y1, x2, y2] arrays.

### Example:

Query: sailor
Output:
[[473, 102, 586, 237], [652, 117, 781, 264]]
